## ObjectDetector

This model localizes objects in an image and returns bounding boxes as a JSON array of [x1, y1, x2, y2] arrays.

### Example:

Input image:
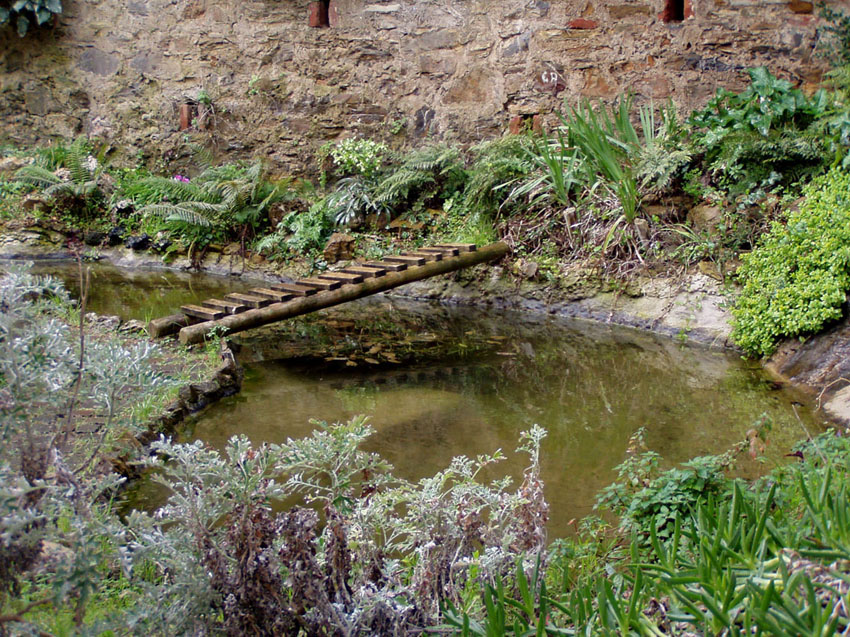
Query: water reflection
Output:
[[28, 262, 825, 535], [193, 300, 825, 535]]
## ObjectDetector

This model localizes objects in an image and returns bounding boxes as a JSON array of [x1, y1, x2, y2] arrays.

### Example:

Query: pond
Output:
[[38, 261, 828, 536]]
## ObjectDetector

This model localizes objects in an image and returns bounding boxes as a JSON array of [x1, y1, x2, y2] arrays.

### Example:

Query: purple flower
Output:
[[173, 174, 190, 183]]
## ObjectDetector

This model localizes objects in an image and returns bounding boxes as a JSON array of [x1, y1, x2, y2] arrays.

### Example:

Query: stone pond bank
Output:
[[3, 220, 849, 427]]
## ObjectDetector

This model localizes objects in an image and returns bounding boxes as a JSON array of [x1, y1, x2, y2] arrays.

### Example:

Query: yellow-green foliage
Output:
[[731, 168, 850, 356]]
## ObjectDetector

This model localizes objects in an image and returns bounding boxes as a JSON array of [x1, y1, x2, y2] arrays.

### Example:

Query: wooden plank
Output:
[[270, 282, 317, 296], [148, 313, 191, 338], [181, 304, 224, 321], [251, 288, 294, 302], [225, 293, 272, 309], [384, 255, 426, 266], [434, 243, 477, 252], [342, 265, 385, 279], [420, 245, 460, 257], [300, 277, 341, 291], [404, 250, 442, 262], [203, 298, 248, 314], [365, 260, 406, 272], [178, 242, 510, 345], [319, 271, 363, 284]]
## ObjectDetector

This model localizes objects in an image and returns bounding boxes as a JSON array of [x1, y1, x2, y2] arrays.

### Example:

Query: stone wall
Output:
[[0, 0, 841, 174]]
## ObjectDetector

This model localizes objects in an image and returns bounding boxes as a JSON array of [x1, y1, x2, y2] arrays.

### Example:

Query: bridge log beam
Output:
[[173, 241, 509, 346]]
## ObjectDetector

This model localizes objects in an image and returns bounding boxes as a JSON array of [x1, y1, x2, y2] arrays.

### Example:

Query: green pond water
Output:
[[36, 262, 828, 536]]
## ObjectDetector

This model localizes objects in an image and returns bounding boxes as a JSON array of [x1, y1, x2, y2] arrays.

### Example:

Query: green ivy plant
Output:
[[0, 0, 62, 36], [731, 168, 850, 356]]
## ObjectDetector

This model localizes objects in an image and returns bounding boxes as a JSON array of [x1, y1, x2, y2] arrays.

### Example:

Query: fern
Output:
[[141, 203, 218, 227], [462, 135, 534, 217], [124, 176, 217, 206], [15, 164, 62, 188], [373, 144, 464, 209], [709, 128, 829, 193]]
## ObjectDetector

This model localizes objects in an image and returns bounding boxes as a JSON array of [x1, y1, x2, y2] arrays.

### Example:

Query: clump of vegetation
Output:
[[126, 161, 301, 253], [689, 67, 831, 198], [444, 428, 850, 635], [14, 137, 108, 221], [731, 167, 850, 356]]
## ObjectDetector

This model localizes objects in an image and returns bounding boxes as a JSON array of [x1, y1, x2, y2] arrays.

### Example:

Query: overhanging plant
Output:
[[0, 0, 62, 36]]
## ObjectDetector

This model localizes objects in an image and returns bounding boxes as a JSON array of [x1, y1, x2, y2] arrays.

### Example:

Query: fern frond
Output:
[[15, 165, 62, 187], [139, 202, 215, 227], [374, 169, 434, 204], [124, 176, 219, 205], [65, 138, 92, 184]]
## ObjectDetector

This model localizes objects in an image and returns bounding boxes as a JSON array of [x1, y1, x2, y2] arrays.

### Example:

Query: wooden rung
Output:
[[404, 251, 442, 261], [365, 260, 406, 272], [434, 242, 476, 252], [319, 272, 364, 284], [421, 246, 460, 256], [384, 255, 426, 266], [181, 304, 224, 321], [250, 288, 294, 302], [342, 265, 385, 278], [270, 282, 318, 296], [300, 277, 341, 291], [225, 292, 272, 308], [203, 298, 248, 314]]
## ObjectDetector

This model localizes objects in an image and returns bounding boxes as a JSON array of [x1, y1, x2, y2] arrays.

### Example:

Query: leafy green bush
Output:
[[689, 67, 831, 195], [595, 428, 734, 539], [256, 199, 336, 257], [0, 0, 61, 36], [731, 167, 850, 356], [323, 137, 388, 179]]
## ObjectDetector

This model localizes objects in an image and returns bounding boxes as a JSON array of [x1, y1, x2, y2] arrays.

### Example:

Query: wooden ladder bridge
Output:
[[149, 241, 509, 345]]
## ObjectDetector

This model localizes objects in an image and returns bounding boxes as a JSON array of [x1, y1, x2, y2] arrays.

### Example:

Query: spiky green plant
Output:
[[508, 128, 583, 209]]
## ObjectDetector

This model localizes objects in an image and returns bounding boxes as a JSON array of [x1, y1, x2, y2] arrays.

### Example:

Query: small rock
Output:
[[151, 236, 172, 252], [124, 233, 151, 250], [83, 230, 105, 246], [322, 232, 355, 263], [112, 199, 135, 217], [119, 319, 147, 333], [568, 18, 598, 28], [687, 204, 722, 233], [21, 194, 49, 212], [517, 259, 539, 280], [107, 226, 125, 246], [0, 156, 30, 175], [634, 218, 650, 245], [98, 314, 122, 330]]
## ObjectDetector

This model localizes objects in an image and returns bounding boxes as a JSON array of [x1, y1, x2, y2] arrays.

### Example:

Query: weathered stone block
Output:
[[569, 18, 599, 29], [78, 48, 119, 76], [608, 4, 652, 19]]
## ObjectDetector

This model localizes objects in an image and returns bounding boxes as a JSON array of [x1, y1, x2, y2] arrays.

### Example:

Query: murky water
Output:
[[29, 261, 256, 321], [31, 262, 828, 536], [194, 299, 825, 536]]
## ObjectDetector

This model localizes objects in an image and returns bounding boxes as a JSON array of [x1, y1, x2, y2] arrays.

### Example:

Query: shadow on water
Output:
[[27, 262, 828, 537]]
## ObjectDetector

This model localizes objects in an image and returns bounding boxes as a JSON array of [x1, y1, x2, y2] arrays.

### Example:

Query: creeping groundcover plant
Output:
[[731, 167, 850, 356]]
